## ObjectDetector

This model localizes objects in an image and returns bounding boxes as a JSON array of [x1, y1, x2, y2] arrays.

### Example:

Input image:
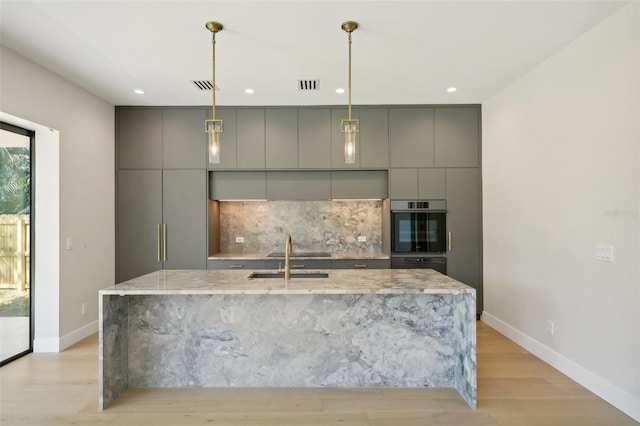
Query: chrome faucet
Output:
[[279, 234, 293, 280]]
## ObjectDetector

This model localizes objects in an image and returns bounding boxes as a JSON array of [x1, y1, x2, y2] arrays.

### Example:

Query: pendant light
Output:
[[340, 21, 359, 164], [205, 21, 223, 164]]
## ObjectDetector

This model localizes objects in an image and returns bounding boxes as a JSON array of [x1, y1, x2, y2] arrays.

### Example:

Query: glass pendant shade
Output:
[[341, 119, 359, 164], [206, 119, 223, 164]]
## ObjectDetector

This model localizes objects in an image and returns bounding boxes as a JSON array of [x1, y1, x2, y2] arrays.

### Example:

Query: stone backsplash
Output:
[[219, 200, 383, 254]]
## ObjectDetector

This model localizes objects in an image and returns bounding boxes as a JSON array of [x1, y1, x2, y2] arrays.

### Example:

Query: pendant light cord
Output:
[[348, 30, 352, 121], [212, 31, 216, 121]]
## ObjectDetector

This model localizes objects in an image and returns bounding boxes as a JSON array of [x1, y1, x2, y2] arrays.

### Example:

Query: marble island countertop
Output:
[[102, 269, 474, 296], [207, 252, 390, 260]]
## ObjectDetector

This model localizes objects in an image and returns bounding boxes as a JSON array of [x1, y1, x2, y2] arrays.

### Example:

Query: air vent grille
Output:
[[192, 80, 219, 91], [297, 79, 320, 91]]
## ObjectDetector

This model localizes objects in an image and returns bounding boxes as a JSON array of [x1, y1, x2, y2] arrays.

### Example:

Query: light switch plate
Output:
[[66, 237, 73, 250], [235, 237, 244, 243], [358, 236, 367, 242], [595, 244, 614, 262]]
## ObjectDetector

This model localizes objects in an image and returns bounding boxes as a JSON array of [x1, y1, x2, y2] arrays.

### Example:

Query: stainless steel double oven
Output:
[[390, 200, 447, 273]]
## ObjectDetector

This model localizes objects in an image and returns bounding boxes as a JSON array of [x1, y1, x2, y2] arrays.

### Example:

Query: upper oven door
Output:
[[391, 211, 447, 253]]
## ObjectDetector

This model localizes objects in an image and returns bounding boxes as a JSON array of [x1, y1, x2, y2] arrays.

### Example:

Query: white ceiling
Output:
[[0, 1, 627, 107]]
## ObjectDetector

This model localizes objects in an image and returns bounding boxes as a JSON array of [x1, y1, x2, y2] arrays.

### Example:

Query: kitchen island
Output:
[[99, 269, 476, 410]]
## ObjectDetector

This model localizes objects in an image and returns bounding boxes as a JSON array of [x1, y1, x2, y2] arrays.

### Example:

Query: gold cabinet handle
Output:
[[229, 264, 244, 269], [354, 264, 368, 268], [448, 231, 452, 251], [292, 264, 305, 269], [162, 223, 168, 262], [156, 224, 162, 262]]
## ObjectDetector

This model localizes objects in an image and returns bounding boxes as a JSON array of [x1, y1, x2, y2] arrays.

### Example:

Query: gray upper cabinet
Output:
[[266, 108, 298, 169], [434, 107, 480, 167], [117, 108, 163, 169], [209, 107, 237, 169], [162, 170, 207, 270], [331, 108, 359, 169], [162, 108, 207, 169], [389, 168, 418, 199], [359, 108, 389, 169], [389, 107, 435, 167], [418, 168, 446, 199], [331, 171, 388, 199], [299, 108, 331, 169], [446, 167, 482, 313], [266, 171, 331, 200], [237, 108, 266, 169], [209, 171, 267, 200]]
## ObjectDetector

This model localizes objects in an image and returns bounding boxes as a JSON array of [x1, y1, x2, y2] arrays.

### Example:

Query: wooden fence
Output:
[[0, 215, 30, 291]]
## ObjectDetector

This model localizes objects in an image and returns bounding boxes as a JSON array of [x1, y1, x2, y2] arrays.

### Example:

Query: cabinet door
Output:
[[162, 108, 207, 169], [162, 170, 207, 270], [266, 171, 331, 200], [209, 171, 267, 200], [389, 168, 418, 199], [265, 260, 332, 270], [434, 107, 480, 167], [209, 108, 237, 169], [446, 168, 482, 313], [237, 109, 266, 169], [117, 108, 162, 169], [266, 108, 298, 168], [331, 108, 360, 168], [331, 171, 388, 199], [331, 259, 389, 269], [418, 168, 446, 199], [299, 108, 331, 169], [389, 107, 434, 167], [207, 260, 266, 270], [360, 108, 389, 168], [117, 169, 162, 282]]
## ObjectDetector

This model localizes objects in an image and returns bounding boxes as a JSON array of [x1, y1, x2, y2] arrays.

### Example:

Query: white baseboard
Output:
[[482, 311, 640, 423], [33, 320, 98, 353]]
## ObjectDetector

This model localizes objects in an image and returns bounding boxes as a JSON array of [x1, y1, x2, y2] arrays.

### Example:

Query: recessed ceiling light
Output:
[[447, 87, 457, 93], [245, 89, 255, 94], [336, 88, 345, 94], [134, 89, 145, 95]]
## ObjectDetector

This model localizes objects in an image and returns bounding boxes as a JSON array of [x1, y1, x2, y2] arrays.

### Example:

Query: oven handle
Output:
[[448, 232, 452, 251]]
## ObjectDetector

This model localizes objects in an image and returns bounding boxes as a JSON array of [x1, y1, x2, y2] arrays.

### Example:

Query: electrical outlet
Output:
[[595, 244, 614, 262], [235, 236, 244, 243], [547, 320, 554, 336], [81, 303, 88, 316], [66, 237, 73, 250], [358, 236, 367, 242]]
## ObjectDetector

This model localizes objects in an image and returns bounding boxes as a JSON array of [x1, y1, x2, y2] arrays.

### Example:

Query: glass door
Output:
[[0, 122, 34, 365]]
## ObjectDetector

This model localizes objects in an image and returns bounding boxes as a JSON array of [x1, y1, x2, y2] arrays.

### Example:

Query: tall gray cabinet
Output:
[[116, 107, 207, 282]]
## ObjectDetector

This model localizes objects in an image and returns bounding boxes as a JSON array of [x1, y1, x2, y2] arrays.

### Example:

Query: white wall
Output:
[[482, 3, 639, 421], [0, 46, 115, 351]]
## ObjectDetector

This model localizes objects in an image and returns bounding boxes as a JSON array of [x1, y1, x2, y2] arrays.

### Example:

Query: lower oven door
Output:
[[390, 256, 447, 274]]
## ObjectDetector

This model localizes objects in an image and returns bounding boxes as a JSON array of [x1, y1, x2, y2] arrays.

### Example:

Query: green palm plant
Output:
[[0, 147, 31, 214]]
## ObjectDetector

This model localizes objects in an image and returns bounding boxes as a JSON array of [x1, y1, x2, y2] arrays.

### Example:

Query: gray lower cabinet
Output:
[[266, 108, 298, 168], [266, 171, 331, 200], [331, 259, 389, 269], [434, 107, 480, 167], [209, 171, 267, 200], [299, 108, 332, 169], [445, 167, 482, 314], [207, 260, 266, 270], [117, 169, 206, 282], [265, 259, 332, 270]]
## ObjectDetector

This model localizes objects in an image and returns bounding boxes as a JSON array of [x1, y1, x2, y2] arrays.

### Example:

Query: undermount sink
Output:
[[248, 271, 329, 279], [266, 252, 332, 258]]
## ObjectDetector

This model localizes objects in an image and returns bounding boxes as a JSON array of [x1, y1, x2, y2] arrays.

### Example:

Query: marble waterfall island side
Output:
[[99, 269, 476, 410]]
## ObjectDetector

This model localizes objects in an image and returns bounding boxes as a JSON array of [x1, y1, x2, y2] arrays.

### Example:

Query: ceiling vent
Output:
[[298, 79, 320, 91], [192, 80, 219, 91]]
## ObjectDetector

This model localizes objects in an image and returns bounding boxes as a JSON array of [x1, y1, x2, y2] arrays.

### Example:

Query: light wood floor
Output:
[[1, 322, 637, 426]]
